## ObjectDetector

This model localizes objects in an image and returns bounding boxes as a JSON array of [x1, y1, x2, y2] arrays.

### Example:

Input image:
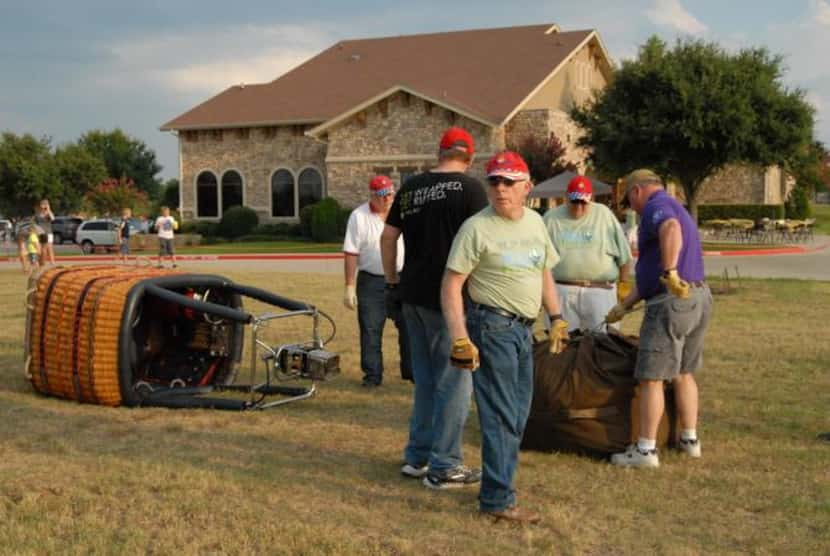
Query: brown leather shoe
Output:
[[481, 506, 541, 524]]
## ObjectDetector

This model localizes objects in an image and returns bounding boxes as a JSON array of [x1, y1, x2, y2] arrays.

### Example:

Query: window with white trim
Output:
[[298, 168, 323, 210], [221, 170, 243, 213], [196, 171, 219, 218], [271, 169, 295, 217]]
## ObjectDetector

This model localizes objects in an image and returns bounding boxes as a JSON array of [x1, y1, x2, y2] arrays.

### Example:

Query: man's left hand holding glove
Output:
[[343, 284, 357, 310], [547, 314, 569, 355], [451, 337, 479, 371]]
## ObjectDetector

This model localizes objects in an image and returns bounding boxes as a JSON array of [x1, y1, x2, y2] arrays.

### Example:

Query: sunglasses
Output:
[[487, 176, 517, 187]]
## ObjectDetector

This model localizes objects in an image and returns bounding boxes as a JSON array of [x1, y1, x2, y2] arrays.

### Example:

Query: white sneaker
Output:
[[678, 438, 701, 458], [611, 444, 660, 468], [400, 462, 428, 478]]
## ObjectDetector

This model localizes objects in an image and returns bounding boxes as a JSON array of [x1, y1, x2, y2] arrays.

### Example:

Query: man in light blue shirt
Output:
[[543, 176, 632, 331]]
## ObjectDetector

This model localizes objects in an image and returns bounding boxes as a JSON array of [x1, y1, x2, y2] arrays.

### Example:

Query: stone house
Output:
[[672, 164, 794, 206], [160, 24, 613, 221]]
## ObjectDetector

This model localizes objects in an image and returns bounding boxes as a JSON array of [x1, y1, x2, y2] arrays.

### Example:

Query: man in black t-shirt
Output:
[[381, 127, 488, 489]]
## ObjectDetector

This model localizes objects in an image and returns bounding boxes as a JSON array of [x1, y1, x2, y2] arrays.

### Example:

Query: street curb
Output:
[[702, 242, 830, 257]]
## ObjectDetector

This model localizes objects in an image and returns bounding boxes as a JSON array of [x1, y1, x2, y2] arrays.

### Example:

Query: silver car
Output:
[[75, 219, 119, 254]]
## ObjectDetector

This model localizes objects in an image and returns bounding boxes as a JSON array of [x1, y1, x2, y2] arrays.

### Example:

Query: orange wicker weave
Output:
[[26, 265, 184, 406]]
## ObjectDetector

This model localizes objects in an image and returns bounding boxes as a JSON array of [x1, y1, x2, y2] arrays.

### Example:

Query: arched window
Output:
[[298, 168, 323, 210], [271, 169, 295, 217], [221, 170, 243, 213], [196, 171, 218, 218]]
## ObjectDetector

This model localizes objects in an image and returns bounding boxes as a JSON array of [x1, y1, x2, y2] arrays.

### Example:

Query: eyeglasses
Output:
[[487, 176, 517, 187]]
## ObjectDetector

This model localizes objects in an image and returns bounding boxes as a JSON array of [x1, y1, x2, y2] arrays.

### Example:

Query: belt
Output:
[[471, 303, 535, 326], [358, 270, 385, 278], [557, 280, 614, 290]]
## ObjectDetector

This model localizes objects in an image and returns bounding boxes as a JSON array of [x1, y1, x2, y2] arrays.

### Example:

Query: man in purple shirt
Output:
[[605, 169, 712, 468]]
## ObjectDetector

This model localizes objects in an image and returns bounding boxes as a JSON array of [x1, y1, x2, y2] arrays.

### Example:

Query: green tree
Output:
[[790, 140, 828, 195], [0, 132, 60, 221], [78, 129, 163, 200], [161, 178, 180, 209], [571, 36, 815, 221], [53, 143, 108, 213]]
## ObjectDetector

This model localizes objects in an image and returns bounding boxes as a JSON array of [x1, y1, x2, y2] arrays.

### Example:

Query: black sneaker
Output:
[[361, 378, 381, 388], [422, 465, 482, 490]]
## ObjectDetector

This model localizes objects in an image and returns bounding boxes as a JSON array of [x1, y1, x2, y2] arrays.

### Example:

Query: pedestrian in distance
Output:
[[154, 206, 178, 268], [381, 126, 487, 489], [24, 222, 42, 276], [34, 199, 55, 266], [118, 207, 132, 263], [441, 151, 567, 524], [543, 175, 632, 332], [606, 169, 712, 468], [343, 175, 410, 387]]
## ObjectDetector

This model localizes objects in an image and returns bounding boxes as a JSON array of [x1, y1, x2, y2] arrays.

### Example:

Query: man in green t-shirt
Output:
[[441, 151, 567, 524], [543, 176, 632, 332]]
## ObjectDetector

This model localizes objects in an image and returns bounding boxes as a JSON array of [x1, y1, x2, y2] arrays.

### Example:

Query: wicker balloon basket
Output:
[[24, 266, 339, 409], [24, 266, 243, 406]]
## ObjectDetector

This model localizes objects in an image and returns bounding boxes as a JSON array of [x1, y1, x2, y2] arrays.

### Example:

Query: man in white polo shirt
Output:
[[343, 175, 409, 387]]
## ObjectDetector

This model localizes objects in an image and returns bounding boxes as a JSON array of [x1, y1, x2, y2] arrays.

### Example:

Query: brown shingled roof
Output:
[[160, 24, 601, 131]]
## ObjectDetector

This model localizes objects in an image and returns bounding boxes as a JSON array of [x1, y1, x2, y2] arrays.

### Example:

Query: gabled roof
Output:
[[160, 24, 609, 131]]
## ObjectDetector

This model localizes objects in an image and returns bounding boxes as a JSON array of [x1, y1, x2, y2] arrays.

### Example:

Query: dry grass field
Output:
[[0, 266, 828, 555]]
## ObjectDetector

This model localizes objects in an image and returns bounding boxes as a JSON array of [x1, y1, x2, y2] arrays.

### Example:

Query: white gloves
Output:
[[343, 284, 357, 310]]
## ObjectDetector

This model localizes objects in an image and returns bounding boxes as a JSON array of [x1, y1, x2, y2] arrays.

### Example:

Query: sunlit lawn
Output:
[[0, 266, 827, 554]]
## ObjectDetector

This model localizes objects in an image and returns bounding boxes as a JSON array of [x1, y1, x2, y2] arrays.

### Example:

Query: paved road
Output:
[[704, 249, 830, 280]]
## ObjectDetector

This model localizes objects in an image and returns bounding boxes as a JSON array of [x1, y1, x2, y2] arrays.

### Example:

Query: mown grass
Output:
[[0, 267, 827, 554], [812, 203, 830, 235]]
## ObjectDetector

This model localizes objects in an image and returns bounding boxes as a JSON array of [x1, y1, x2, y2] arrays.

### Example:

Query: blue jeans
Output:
[[357, 271, 411, 384], [402, 303, 473, 472], [467, 306, 534, 512]]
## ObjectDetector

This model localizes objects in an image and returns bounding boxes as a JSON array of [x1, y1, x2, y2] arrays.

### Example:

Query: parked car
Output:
[[51, 216, 83, 244], [128, 217, 150, 234], [76, 219, 141, 254], [75, 219, 119, 254]]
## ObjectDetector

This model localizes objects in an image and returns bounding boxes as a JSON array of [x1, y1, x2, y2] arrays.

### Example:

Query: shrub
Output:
[[785, 187, 812, 219], [338, 207, 352, 236], [252, 223, 303, 237], [218, 206, 259, 239], [310, 198, 342, 242], [179, 221, 199, 234], [697, 204, 784, 221], [299, 205, 315, 238]]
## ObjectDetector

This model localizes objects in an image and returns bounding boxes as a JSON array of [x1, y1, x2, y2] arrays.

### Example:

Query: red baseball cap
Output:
[[439, 127, 474, 157], [369, 175, 394, 196], [567, 176, 593, 202], [486, 151, 530, 181]]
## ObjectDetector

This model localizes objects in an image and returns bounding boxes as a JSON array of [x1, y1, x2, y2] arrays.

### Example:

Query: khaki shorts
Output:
[[158, 238, 175, 256], [635, 285, 713, 381]]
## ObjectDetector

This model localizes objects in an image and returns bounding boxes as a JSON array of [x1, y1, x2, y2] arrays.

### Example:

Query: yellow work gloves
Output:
[[450, 338, 479, 371], [617, 281, 632, 304], [660, 269, 690, 299], [548, 317, 569, 355], [605, 304, 628, 324], [343, 284, 357, 310]]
